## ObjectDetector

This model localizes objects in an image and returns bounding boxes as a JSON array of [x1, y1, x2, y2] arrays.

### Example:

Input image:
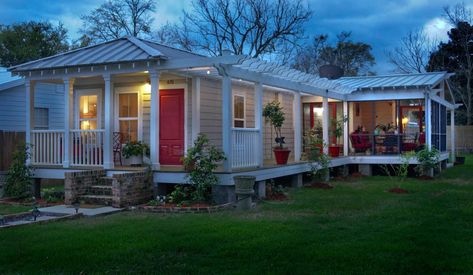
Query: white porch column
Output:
[[322, 96, 329, 154], [149, 71, 161, 170], [343, 101, 349, 156], [293, 92, 302, 162], [191, 77, 201, 142], [103, 74, 114, 169], [63, 78, 73, 168], [451, 109, 456, 162], [425, 94, 432, 150], [25, 80, 34, 165], [222, 75, 233, 171], [255, 82, 264, 167]]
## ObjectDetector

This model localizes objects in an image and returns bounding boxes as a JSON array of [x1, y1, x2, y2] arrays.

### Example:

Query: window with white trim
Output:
[[118, 93, 139, 142], [34, 108, 49, 130], [233, 95, 245, 128], [79, 95, 98, 130]]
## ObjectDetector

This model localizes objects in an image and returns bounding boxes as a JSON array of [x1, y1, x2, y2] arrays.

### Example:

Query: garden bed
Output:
[[0, 197, 63, 207]]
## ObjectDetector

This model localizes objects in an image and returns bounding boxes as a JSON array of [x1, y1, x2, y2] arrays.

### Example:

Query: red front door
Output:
[[159, 89, 184, 165]]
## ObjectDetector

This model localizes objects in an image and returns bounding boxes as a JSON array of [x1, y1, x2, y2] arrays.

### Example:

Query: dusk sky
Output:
[[0, 0, 466, 73]]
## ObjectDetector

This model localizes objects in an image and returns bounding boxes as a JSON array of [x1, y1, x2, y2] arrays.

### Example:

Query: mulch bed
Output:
[[0, 198, 63, 207], [265, 193, 288, 201], [388, 187, 409, 194], [305, 182, 334, 189]]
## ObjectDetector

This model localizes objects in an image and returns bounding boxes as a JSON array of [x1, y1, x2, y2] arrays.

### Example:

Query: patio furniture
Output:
[[113, 132, 123, 166], [402, 133, 418, 152], [383, 134, 399, 154], [350, 132, 371, 153]]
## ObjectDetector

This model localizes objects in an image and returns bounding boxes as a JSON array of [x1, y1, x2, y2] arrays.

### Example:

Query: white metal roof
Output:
[[9, 36, 203, 72], [335, 72, 449, 92], [0, 67, 23, 91]]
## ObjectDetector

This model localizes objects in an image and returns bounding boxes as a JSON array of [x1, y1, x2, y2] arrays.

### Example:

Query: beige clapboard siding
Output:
[[262, 89, 295, 162], [200, 78, 259, 149]]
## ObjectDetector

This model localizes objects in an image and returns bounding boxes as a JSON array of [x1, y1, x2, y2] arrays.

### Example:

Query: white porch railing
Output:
[[31, 130, 65, 165], [70, 129, 105, 166], [232, 128, 259, 169]]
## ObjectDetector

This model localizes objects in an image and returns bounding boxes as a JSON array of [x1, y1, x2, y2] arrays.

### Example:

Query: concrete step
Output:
[[79, 195, 113, 206], [89, 185, 113, 196], [98, 176, 114, 186]]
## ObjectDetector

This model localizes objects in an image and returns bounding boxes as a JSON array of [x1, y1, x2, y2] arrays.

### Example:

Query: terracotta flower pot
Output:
[[328, 145, 341, 158], [273, 148, 291, 165]]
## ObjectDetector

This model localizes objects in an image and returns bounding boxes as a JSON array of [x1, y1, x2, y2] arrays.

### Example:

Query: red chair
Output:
[[350, 132, 372, 153], [402, 133, 417, 152]]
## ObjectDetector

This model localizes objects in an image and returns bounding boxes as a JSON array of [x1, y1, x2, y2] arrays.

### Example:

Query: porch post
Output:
[[293, 92, 302, 162], [63, 78, 74, 168], [25, 80, 34, 165], [451, 109, 456, 162], [343, 101, 349, 156], [149, 71, 160, 170], [425, 94, 432, 150], [222, 75, 233, 171], [191, 77, 201, 142], [103, 74, 114, 169], [322, 96, 329, 154], [255, 82, 264, 167]]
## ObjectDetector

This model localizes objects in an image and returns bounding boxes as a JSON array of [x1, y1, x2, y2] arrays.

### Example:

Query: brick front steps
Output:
[[137, 202, 234, 214]]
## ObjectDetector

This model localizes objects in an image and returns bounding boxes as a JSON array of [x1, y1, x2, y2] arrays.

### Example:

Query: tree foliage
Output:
[[154, 0, 311, 59], [428, 22, 473, 124], [80, 0, 156, 44], [5, 144, 33, 199], [387, 29, 436, 73], [0, 21, 69, 67], [292, 32, 375, 76]]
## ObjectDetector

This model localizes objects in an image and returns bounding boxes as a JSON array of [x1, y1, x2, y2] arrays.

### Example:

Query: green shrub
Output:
[[262, 100, 286, 148], [122, 141, 149, 158], [5, 144, 33, 199], [42, 188, 64, 203], [415, 147, 440, 176], [182, 134, 225, 202], [306, 138, 330, 181]]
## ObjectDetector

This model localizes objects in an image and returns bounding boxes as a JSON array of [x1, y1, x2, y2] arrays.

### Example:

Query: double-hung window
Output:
[[118, 93, 139, 142], [233, 95, 245, 128]]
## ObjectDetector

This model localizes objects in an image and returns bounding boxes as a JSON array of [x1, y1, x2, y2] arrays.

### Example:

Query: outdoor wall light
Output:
[[73, 201, 81, 214]]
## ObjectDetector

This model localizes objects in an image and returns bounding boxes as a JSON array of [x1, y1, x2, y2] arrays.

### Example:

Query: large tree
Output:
[[428, 22, 473, 125], [0, 21, 69, 67], [80, 0, 156, 44], [154, 0, 312, 59], [292, 32, 375, 76], [387, 30, 436, 73]]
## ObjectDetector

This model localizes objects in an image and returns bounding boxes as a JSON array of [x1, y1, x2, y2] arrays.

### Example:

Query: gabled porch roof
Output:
[[8, 36, 203, 72]]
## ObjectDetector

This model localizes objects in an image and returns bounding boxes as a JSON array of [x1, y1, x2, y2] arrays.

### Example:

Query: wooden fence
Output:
[[447, 126, 473, 153], [0, 131, 25, 171]]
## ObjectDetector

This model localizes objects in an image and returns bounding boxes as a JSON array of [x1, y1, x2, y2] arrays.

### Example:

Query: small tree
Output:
[[307, 136, 330, 181], [182, 134, 225, 202], [262, 100, 286, 148], [380, 151, 415, 183], [415, 147, 440, 177], [5, 144, 33, 199]]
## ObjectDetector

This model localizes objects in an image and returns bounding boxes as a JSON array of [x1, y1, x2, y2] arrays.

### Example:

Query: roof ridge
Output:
[[125, 36, 164, 57], [135, 37, 207, 58]]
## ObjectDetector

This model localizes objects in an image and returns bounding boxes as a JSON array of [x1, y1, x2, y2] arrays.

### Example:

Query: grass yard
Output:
[[0, 204, 32, 215], [2, 158, 473, 274]]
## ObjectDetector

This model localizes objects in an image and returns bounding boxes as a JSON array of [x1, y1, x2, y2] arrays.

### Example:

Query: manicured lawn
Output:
[[0, 204, 32, 215], [2, 158, 473, 274]]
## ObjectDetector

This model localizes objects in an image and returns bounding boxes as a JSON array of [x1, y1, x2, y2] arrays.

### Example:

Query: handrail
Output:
[[232, 127, 260, 132], [31, 129, 65, 133]]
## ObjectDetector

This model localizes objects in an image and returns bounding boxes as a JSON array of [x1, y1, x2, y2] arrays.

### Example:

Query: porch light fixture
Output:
[[144, 80, 151, 93], [206, 70, 211, 75]]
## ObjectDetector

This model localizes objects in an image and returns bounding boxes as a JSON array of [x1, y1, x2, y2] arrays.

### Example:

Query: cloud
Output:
[[422, 17, 453, 42]]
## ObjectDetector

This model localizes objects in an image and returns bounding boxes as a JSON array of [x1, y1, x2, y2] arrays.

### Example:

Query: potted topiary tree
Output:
[[263, 100, 291, 164], [122, 141, 149, 166]]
